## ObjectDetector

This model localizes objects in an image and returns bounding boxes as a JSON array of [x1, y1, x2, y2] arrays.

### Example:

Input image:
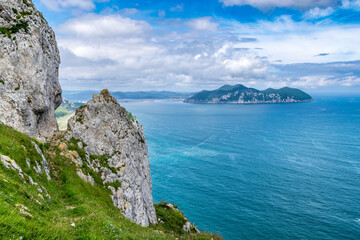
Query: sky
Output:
[[32, 0, 360, 93]]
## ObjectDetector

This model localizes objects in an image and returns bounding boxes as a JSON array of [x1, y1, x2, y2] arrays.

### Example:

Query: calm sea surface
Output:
[[121, 96, 360, 240]]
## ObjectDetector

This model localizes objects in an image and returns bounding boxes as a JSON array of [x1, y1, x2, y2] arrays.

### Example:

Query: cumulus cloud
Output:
[[40, 0, 109, 11], [56, 12, 360, 91], [57, 14, 268, 91], [58, 14, 151, 38], [219, 0, 339, 10], [303, 7, 335, 18]]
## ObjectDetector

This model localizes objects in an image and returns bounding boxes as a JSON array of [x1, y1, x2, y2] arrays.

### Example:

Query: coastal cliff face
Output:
[[0, 0, 61, 139], [66, 89, 157, 227]]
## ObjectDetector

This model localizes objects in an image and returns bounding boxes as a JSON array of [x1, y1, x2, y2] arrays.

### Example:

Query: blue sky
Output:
[[32, 0, 360, 93]]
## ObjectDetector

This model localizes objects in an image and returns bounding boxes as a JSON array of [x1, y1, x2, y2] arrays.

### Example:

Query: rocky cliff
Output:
[[66, 89, 157, 226], [0, 0, 61, 139], [0, 1, 220, 238]]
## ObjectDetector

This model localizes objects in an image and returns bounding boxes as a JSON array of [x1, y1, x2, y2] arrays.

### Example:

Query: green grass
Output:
[[126, 111, 138, 123], [155, 201, 187, 234], [20, 11, 33, 18], [57, 112, 74, 131], [0, 123, 222, 239]]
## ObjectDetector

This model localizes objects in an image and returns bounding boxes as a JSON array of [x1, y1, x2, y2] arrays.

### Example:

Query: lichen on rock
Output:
[[0, 0, 62, 140], [66, 89, 157, 227]]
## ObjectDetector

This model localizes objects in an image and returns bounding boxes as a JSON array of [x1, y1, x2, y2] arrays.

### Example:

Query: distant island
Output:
[[185, 84, 313, 104]]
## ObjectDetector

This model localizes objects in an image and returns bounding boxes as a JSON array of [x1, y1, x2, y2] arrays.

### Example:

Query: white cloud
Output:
[[341, 0, 360, 10], [219, 0, 339, 10], [303, 7, 335, 18], [340, 76, 360, 86], [58, 14, 151, 38], [228, 16, 360, 64], [40, 0, 109, 11], [56, 12, 360, 91], [187, 17, 219, 31], [57, 14, 268, 91]]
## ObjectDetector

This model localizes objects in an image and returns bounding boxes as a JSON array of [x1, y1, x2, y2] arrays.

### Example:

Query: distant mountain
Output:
[[185, 84, 313, 104], [62, 90, 193, 101]]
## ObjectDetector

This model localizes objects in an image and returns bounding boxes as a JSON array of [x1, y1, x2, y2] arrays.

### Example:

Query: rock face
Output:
[[66, 89, 157, 227], [0, 0, 61, 139]]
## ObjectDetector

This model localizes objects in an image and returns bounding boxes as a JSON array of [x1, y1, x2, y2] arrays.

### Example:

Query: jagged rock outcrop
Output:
[[0, 0, 61, 139], [66, 89, 157, 227]]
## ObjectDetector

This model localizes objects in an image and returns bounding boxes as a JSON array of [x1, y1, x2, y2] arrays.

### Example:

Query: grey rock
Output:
[[33, 160, 42, 174], [34, 143, 50, 180], [183, 221, 192, 233], [77, 141, 83, 149], [28, 176, 38, 186], [77, 169, 95, 185], [183, 221, 200, 234], [0, 0, 61, 140], [0, 154, 24, 178], [67, 89, 157, 227]]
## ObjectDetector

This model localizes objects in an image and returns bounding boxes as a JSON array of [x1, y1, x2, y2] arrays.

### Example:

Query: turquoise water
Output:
[[122, 96, 360, 240]]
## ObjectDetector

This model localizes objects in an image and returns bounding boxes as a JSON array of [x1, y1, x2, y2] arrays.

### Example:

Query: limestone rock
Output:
[[67, 89, 157, 226], [0, 0, 61, 140], [77, 169, 94, 185], [34, 142, 51, 180]]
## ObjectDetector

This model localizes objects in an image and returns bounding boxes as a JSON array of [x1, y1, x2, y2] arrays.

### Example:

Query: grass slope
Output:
[[0, 123, 221, 240], [57, 112, 75, 131]]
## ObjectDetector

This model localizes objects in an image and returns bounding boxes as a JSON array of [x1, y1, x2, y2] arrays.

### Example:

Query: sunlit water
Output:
[[121, 96, 360, 240]]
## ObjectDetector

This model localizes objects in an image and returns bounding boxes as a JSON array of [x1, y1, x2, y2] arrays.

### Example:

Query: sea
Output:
[[121, 95, 360, 240]]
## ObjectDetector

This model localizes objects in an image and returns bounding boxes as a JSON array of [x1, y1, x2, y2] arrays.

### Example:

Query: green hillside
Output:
[[186, 84, 313, 103], [0, 123, 221, 240]]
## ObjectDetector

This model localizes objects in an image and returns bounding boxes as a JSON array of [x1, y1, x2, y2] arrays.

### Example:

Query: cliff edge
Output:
[[0, 0, 61, 139]]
